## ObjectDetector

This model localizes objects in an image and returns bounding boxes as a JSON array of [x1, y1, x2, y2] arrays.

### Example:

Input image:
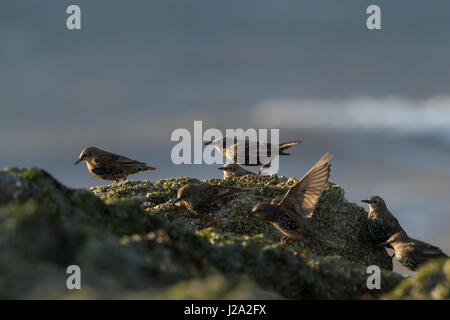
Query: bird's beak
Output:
[[172, 198, 181, 204], [379, 241, 390, 247], [251, 210, 261, 217], [203, 141, 212, 146], [218, 167, 229, 171], [74, 159, 82, 166], [361, 199, 373, 204]]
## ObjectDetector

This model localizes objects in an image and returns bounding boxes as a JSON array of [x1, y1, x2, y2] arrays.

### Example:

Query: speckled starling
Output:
[[361, 196, 406, 246], [381, 232, 448, 271], [205, 137, 301, 178], [173, 183, 247, 229], [218, 163, 255, 179], [251, 153, 334, 245], [74, 147, 155, 183]]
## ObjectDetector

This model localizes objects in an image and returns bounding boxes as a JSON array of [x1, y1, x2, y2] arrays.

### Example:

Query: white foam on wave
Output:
[[253, 95, 450, 142]]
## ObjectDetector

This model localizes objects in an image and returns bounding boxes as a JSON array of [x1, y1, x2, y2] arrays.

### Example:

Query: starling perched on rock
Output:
[[173, 183, 247, 229], [251, 153, 333, 245], [381, 232, 448, 271], [218, 163, 255, 179], [74, 147, 155, 183], [361, 196, 406, 246], [205, 137, 301, 178]]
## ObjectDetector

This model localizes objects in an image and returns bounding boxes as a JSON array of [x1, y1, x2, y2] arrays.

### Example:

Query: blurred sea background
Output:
[[1, 1, 449, 274]]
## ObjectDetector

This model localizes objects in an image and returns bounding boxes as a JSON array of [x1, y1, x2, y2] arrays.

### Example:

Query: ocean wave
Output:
[[253, 96, 450, 142]]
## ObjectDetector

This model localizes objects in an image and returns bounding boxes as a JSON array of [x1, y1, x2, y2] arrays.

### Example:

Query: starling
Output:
[[173, 183, 248, 229], [218, 163, 255, 179], [251, 153, 333, 245], [361, 196, 406, 246], [381, 232, 448, 271], [74, 147, 155, 183], [205, 137, 301, 178]]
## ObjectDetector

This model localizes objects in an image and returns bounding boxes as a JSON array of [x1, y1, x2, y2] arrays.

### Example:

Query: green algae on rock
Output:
[[0, 167, 403, 299]]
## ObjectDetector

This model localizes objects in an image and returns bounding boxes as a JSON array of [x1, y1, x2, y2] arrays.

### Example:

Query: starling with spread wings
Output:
[[251, 153, 333, 244]]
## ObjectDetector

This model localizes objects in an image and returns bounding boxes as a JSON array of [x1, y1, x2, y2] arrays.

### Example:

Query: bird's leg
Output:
[[200, 216, 217, 230], [253, 171, 262, 181], [281, 236, 302, 244], [253, 162, 271, 181]]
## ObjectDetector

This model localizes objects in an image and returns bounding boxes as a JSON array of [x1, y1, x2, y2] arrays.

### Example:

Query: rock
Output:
[[0, 167, 403, 299], [383, 258, 450, 299], [90, 175, 393, 270], [131, 275, 285, 300]]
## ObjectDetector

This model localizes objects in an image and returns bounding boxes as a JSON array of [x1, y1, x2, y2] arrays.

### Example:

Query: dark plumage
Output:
[[251, 153, 334, 245], [218, 163, 255, 179], [361, 196, 406, 246], [173, 183, 247, 229], [381, 232, 448, 271], [74, 147, 155, 183]]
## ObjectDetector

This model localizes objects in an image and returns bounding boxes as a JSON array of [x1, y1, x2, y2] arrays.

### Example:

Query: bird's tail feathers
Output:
[[279, 141, 301, 150], [216, 187, 250, 199], [231, 188, 251, 196], [139, 165, 156, 171], [279, 141, 301, 155]]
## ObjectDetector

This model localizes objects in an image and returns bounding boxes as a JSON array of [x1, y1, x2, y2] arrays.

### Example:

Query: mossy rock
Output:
[[383, 258, 450, 299], [90, 175, 393, 270], [0, 167, 404, 299]]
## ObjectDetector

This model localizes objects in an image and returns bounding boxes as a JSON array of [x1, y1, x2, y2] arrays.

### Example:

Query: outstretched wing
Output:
[[278, 153, 333, 217]]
